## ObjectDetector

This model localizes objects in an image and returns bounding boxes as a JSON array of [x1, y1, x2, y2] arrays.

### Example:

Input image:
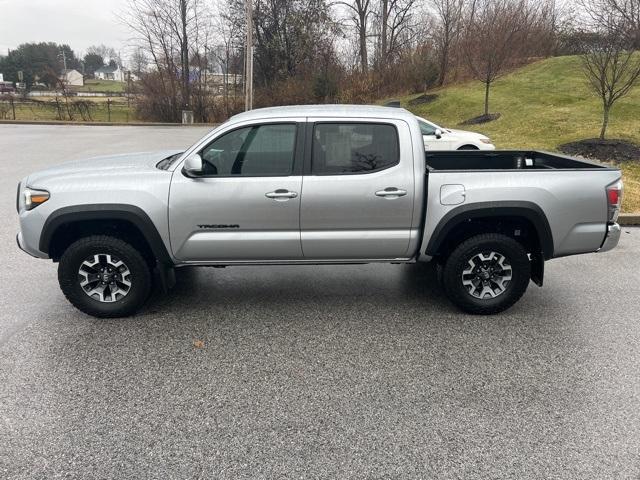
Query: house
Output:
[[95, 65, 126, 82], [0, 81, 15, 94], [60, 69, 84, 87], [204, 73, 243, 94]]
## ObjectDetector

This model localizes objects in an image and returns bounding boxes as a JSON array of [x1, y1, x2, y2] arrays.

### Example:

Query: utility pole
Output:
[[204, 44, 208, 94], [244, 0, 253, 111], [59, 50, 67, 71]]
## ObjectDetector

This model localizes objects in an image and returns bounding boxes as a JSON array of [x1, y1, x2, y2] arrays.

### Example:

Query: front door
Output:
[[300, 120, 416, 260], [169, 122, 304, 262]]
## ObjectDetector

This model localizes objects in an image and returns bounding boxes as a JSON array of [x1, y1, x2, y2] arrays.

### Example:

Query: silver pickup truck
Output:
[[16, 105, 623, 318]]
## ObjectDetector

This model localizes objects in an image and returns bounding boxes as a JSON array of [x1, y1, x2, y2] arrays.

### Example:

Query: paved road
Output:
[[1, 125, 639, 479]]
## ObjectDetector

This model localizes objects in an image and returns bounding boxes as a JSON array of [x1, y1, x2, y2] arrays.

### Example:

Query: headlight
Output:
[[480, 138, 492, 144], [23, 188, 50, 211]]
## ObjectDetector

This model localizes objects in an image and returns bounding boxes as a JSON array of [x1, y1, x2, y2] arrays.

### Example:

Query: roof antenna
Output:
[[384, 100, 401, 108]]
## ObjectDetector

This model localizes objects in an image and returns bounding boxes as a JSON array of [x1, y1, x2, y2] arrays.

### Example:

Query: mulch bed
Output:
[[558, 138, 640, 163], [408, 94, 439, 106], [460, 113, 501, 125]]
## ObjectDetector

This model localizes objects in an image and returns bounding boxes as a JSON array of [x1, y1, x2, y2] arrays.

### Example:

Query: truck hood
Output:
[[26, 150, 182, 187]]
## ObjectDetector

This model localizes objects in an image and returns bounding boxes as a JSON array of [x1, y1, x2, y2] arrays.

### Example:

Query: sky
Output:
[[0, 0, 132, 56]]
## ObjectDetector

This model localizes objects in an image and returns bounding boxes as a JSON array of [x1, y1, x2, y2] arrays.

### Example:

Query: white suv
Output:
[[417, 116, 495, 151]]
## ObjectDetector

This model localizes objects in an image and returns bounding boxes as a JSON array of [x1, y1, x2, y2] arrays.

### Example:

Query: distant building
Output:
[[204, 73, 243, 94], [0, 81, 15, 94], [95, 65, 126, 82], [60, 69, 84, 87]]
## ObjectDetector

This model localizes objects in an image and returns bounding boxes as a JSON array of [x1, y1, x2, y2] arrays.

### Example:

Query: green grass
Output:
[[74, 79, 126, 93], [395, 55, 640, 212]]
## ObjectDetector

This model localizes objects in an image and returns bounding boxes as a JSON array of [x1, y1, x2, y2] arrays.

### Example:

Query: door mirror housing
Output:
[[183, 153, 203, 177], [435, 128, 443, 139]]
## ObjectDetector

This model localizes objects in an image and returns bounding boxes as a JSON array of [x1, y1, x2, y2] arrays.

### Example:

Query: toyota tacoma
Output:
[[16, 105, 623, 317]]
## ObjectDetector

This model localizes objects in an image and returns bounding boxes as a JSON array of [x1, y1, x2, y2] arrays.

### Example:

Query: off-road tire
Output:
[[58, 235, 152, 318], [442, 233, 530, 315]]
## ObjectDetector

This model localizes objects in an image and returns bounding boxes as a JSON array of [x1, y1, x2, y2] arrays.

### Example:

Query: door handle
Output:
[[375, 188, 407, 198], [265, 189, 298, 200]]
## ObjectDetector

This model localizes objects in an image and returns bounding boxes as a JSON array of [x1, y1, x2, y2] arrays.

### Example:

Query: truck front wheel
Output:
[[58, 235, 152, 318], [442, 233, 531, 315]]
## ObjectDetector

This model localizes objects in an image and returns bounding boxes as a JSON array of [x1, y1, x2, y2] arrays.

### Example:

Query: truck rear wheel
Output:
[[58, 235, 152, 318], [442, 233, 530, 315]]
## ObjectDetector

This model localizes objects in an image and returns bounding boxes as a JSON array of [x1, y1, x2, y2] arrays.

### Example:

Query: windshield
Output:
[[417, 117, 441, 136], [156, 122, 228, 170]]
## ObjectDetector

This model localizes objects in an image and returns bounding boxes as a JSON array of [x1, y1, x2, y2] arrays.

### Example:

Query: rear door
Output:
[[300, 119, 415, 260], [169, 120, 304, 262]]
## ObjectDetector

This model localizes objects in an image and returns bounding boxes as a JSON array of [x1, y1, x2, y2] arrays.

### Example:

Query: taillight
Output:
[[606, 180, 623, 223]]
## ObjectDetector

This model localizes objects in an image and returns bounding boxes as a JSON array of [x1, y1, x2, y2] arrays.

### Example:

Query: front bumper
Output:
[[16, 232, 32, 257], [479, 143, 496, 150], [598, 223, 621, 253], [16, 232, 37, 258], [16, 230, 48, 259]]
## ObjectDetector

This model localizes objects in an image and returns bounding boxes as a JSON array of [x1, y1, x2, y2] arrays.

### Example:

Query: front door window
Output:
[[200, 124, 297, 177]]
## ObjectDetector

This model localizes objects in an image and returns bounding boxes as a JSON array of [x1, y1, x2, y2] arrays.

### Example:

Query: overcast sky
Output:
[[0, 0, 132, 56]]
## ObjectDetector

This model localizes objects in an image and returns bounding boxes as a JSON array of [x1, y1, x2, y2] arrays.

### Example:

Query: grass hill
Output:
[[396, 55, 640, 213]]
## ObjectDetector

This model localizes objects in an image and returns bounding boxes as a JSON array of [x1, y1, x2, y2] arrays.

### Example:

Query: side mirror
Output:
[[435, 128, 443, 139], [183, 153, 203, 177]]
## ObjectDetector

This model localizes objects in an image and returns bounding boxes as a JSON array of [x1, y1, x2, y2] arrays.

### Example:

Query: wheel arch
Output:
[[40, 204, 173, 265], [425, 201, 554, 261]]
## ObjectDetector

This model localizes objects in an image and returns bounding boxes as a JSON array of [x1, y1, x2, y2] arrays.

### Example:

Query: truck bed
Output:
[[425, 150, 612, 171], [420, 150, 621, 260]]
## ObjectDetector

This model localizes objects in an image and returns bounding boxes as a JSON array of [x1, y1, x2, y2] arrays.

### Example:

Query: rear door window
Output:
[[312, 123, 400, 174]]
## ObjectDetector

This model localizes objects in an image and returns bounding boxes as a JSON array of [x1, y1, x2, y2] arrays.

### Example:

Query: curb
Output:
[[0, 120, 218, 127], [619, 214, 640, 226]]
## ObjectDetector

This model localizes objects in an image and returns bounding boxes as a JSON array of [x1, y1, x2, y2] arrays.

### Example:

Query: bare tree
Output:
[[121, 0, 211, 120], [155, 0, 203, 109], [129, 48, 148, 77], [213, 0, 245, 116], [462, 0, 533, 117], [337, 0, 374, 72], [581, 0, 640, 48], [87, 44, 118, 64], [580, 13, 640, 139], [376, 0, 420, 67], [430, 0, 464, 85], [252, 0, 335, 86], [122, 0, 180, 120]]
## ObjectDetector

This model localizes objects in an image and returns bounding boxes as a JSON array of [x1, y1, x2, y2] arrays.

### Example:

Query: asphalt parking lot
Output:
[[1, 124, 639, 479]]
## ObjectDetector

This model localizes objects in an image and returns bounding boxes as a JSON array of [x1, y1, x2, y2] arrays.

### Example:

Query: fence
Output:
[[27, 91, 128, 98], [0, 96, 136, 123]]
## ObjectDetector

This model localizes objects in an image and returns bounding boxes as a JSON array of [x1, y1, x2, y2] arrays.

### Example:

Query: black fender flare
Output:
[[40, 204, 173, 265], [425, 201, 555, 260]]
